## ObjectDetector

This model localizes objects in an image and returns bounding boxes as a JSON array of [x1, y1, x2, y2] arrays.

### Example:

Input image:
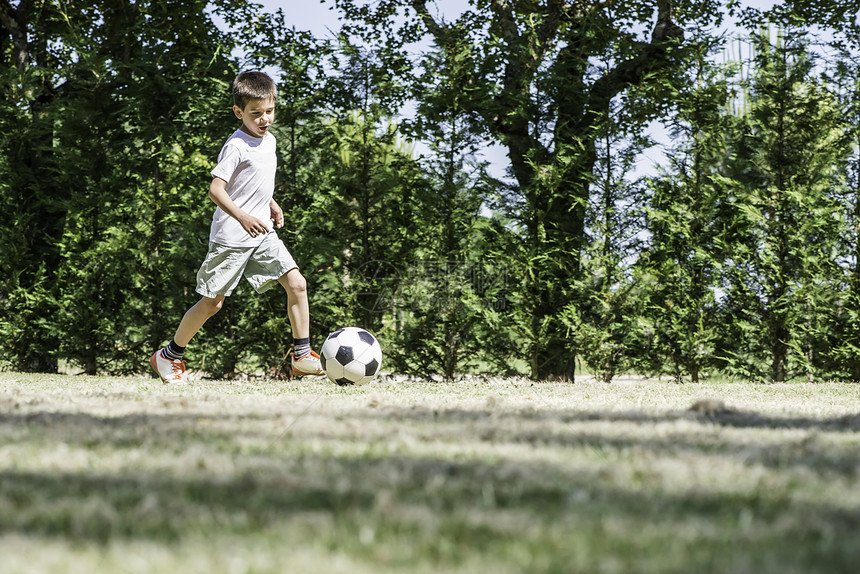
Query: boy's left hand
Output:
[[270, 199, 284, 229]]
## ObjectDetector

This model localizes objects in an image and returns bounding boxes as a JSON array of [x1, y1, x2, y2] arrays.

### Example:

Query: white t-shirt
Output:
[[209, 128, 277, 247]]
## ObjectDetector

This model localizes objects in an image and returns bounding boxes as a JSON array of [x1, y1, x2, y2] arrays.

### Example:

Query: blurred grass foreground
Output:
[[1, 372, 860, 573]]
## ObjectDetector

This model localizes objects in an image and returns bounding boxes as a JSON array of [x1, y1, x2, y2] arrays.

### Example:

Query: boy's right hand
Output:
[[209, 177, 270, 239], [238, 213, 271, 239]]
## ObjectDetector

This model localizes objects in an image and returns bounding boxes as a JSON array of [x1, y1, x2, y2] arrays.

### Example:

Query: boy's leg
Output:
[[279, 268, 323, 376], [174, 295, 226, 346], [151, 295, 225, 383], [278, 268, 309, 340]]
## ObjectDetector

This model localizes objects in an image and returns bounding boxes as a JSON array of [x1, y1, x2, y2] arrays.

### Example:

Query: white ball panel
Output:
[[336, 328, 362, 348]]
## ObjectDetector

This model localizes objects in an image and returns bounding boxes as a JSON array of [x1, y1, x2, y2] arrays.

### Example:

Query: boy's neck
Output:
[[239, 125, 266, 139]]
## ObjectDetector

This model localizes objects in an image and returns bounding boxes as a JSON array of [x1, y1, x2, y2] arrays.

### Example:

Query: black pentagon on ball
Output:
[[358, 330, 376, 345], [329, 328, 345, 339], [364, 358, 379, 377], [320, 353, 327, 371], [335, 345, 353, 365], [335, 377, 354, 386]]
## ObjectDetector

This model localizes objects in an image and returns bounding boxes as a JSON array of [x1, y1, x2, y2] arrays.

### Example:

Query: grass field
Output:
[[1, 372, 859, 573]]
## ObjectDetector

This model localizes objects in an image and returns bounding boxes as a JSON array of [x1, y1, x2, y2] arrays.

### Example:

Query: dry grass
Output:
[[1, 372, 859, 573]]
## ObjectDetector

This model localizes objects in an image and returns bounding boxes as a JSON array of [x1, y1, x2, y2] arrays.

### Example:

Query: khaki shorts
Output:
[[195, 233, 298, 298]]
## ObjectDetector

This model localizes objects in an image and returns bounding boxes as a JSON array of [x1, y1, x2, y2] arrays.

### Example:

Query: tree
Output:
[[822, 49, 860, 380], [388, 30, 500, 380], [720, 27, 847, 382], [564, 93, 651, 383], [639, 34, 732, 383], [335, 0, 722, 379], [0, 0, 243, 373]]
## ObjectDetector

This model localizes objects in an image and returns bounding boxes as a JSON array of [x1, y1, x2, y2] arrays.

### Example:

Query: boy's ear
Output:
[[232, 105, 243, 119]]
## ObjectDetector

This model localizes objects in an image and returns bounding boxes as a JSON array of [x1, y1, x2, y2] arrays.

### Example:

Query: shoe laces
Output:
[[170, 359, 186, 379]]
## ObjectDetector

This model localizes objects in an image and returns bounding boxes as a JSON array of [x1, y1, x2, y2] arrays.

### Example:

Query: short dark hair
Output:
[[231, 71, 277, 109]]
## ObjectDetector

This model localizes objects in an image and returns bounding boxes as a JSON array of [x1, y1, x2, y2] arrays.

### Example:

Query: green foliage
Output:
[[817, 50, 860, 380], [3, 1, 860, 382], [639, 34, 733, 383], [0, 0, 243, 373], [299, 105, 431, 371], [718, 27, 849, 382], [386, 32, 514, 380], [565, 103, 651, 383], [333, 0, 725, 379]]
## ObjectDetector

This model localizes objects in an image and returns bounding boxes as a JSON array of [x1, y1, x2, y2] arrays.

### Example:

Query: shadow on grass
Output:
[[2, 450, 860, 555], [1, 403, 860, 574], [3, 401, 860, 481], [349, 405, 860, 475], [352, 403, 860, 432], [6, 403, 860, 435]]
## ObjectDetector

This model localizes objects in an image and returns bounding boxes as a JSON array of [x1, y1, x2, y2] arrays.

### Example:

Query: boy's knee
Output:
[[281, 269, 307, 295], [201, 296, 224, 316]]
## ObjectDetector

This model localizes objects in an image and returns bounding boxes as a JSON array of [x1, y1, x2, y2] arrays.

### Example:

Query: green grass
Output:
[[1, 372, 860, 573]]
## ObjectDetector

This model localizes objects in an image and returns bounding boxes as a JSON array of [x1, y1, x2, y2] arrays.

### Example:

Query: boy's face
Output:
[[234, 97, 275, 138]]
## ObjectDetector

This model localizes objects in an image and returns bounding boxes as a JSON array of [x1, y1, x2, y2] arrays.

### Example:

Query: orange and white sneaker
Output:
[[149, 348, 187, 384], [291, 350, 324, 377]]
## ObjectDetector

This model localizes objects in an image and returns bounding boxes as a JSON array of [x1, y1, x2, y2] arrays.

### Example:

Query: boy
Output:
[[150, 70, 323, 384]]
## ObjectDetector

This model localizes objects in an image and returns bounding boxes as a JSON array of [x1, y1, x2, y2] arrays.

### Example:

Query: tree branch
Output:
[[490, 0, 521, 49], [411, 0, 444, 40], [588, 0, 684, 116], [652, 0, 684, 43], [0, 0, 30, 70], [536, 0, 565, 54]]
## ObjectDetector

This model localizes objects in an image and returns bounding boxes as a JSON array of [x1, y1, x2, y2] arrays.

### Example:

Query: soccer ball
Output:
[[320, 327, 383, 386]]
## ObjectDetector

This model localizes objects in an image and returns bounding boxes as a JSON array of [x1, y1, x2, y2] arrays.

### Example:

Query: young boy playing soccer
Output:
[[150, 70, 323, 384]]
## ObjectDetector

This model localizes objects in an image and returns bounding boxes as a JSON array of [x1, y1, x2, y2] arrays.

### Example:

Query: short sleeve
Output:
[[211, 143, 242, 182]]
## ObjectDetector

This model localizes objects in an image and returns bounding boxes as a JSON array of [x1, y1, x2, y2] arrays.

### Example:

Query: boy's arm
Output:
[[208, 176, 271, 238], [270, 199, 284, 229]]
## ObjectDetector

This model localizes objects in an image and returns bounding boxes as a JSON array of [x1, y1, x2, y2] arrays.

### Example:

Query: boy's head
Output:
[[231, 71, 277, 138], [231, 71, 277, 110]]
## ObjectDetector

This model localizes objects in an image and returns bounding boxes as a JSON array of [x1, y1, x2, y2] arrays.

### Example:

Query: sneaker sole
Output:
[[291, 369, 324, 377], [291, 364, 324, 377]]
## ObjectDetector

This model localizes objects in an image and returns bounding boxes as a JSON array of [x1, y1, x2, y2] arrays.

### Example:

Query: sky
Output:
[[262, 0, 472, 38], [263, 0, 781, 39]]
